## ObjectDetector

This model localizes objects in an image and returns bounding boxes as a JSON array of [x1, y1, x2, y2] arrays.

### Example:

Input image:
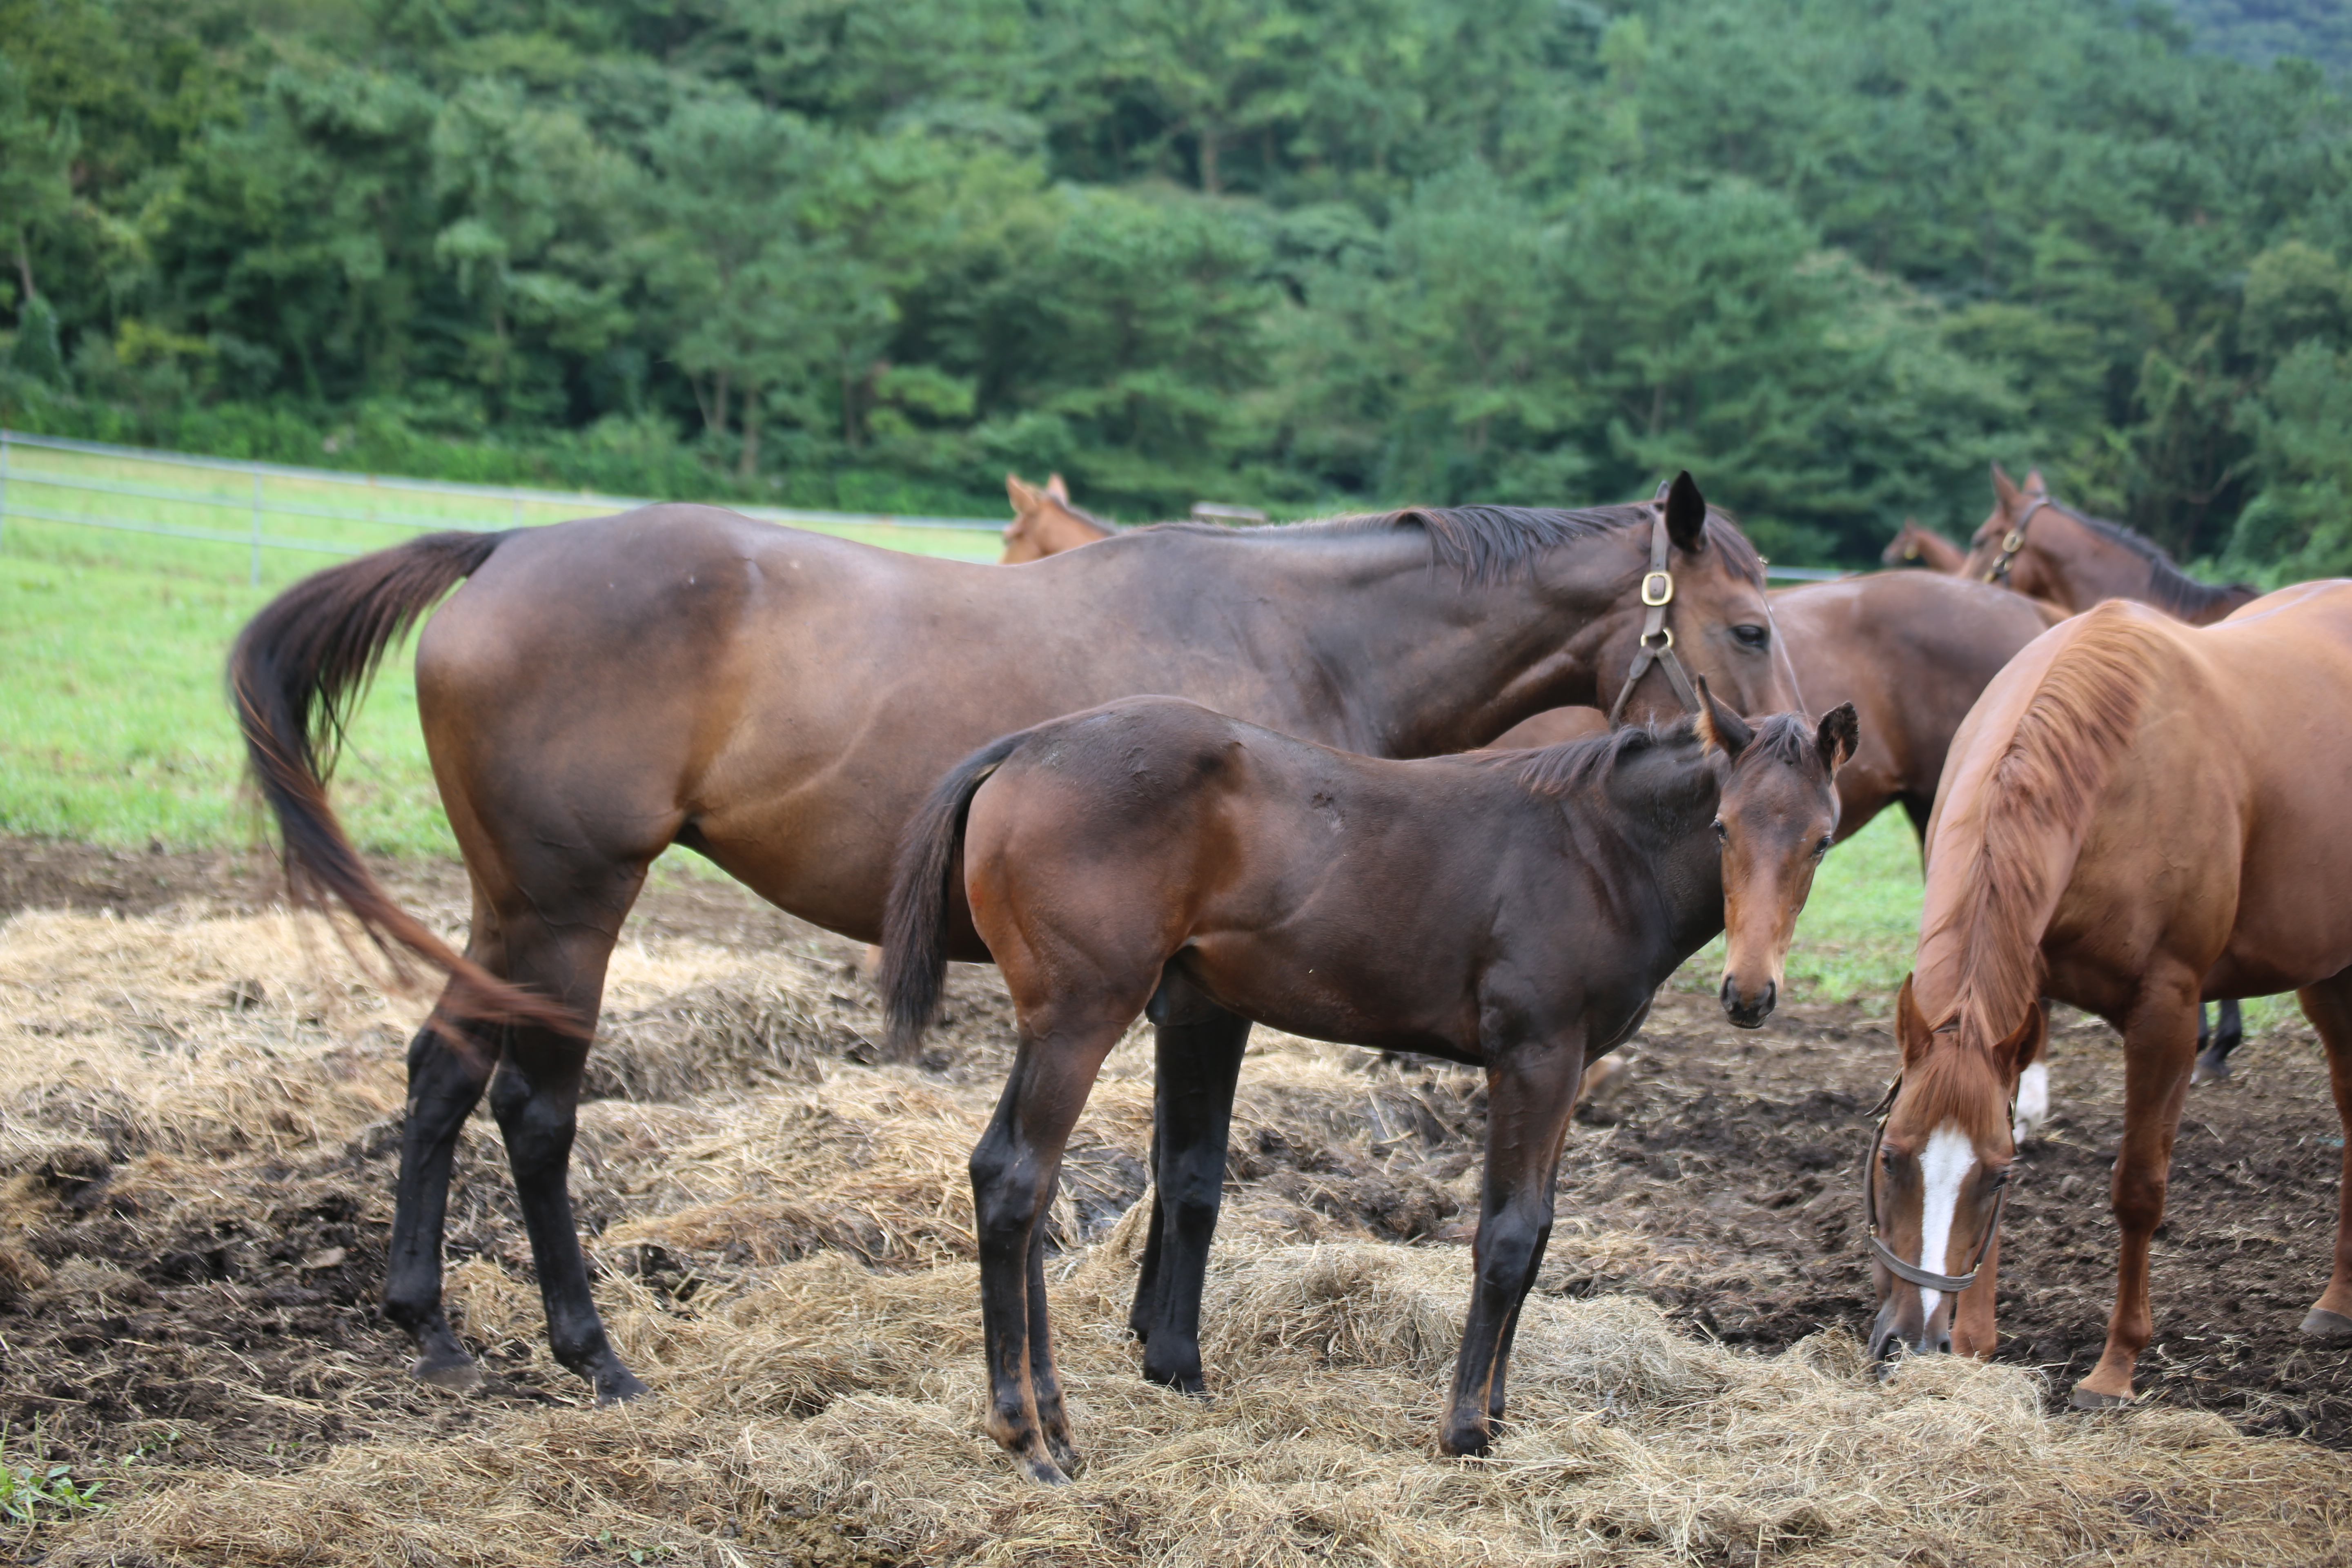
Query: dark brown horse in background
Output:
[[1864, 586, 2352, 1406], [230, 475, 1796, 1405], [1000, 472, 1114, 563], [1962, 464, 2258, 624], [1882, 518, 1967, 573], [882, 686, 1853, 1479]]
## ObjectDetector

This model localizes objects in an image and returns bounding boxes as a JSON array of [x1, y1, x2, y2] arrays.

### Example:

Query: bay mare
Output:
[[1000, 472, 1113, 563], [1962, 464, 2257, 624], [1881, 518, 1967, 572], [1864, 584, 2352, 1407], [229, 476, 1797, 1404], [882, 688, 1853, 1479], [1493, 571, 2065, 843]]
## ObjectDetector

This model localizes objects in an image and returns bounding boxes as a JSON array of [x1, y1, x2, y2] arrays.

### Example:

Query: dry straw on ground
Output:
[[4, 904, 2351, 1567]]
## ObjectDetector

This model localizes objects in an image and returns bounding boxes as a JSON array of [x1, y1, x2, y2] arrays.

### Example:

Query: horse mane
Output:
[[1499, 708, 1816, 800], [1147, 502, 1765, 589], [2052, 503, 2256, 618], [1921, 606, 2161, 1057]]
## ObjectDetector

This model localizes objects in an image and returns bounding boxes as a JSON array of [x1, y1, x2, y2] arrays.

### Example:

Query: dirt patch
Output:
[[6, 836, 2352, 1564]]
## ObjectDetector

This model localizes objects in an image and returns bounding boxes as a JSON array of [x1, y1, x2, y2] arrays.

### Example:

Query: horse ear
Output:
[[2022, 467, 2048, 497], [1662, 470, 1708, 553], [1816, 702, 1859, 774], [1046, 472, 1070, 503], [1694, 675, 1752, 758], [1008, 473, 1040, 510], [1991, 463, 2023, 515], [1991, 1003, 2046, 1081], [1897, 975, 1931, 1063]]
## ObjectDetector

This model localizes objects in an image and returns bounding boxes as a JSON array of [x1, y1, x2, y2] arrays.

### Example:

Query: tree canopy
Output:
[[6, 0, 2352, 570]]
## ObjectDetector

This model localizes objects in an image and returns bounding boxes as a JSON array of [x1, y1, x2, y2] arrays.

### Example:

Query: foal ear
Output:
[[1662, 470, 1708, 553], [1815, 702, 1859, 774], [1991, 462, 2023, 515], [1046, 472, 1070, 503], [1694, 675, 1753, 758]]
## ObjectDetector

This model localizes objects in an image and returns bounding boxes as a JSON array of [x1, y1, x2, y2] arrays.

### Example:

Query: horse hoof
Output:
[[2300, 1308, 2352, 1342], [2190, 1054, 2231, 1086], [2069, 1384, 2132, 1410], [1046, 1432, 1081, 1474], [595, 1368, 653, 1405], [1022, 1455, 1072, 1486], [410, 1354, 485, 1392]]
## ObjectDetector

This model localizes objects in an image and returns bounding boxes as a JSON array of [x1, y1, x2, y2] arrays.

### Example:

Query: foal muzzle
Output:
[[1720, 974, 1776, 1028]]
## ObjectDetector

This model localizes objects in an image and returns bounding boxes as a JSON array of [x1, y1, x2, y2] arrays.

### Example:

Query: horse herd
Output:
[[224, 464, 2352, 1482]]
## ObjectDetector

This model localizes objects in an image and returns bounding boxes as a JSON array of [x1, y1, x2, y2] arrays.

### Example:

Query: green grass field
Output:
[[4, 461, 1932, 1005]]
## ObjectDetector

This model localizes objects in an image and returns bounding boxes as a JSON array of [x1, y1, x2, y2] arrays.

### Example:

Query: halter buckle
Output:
[[2001, 530, 2023, 554], [1641, 570, 1675, 607]]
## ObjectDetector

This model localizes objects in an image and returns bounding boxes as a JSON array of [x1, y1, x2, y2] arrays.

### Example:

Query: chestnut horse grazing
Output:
[[1493, 571, 2064, 843], [882, 687, 1853, 1479], [1000, 472, 1113, 562], [230, 477, 1795, 1404], [1863, 585, 2352, 1406], [1881, 518, 1967, 573], [1962, 463, 2257, 623]]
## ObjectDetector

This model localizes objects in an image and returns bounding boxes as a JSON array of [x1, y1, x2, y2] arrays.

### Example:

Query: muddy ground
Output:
[[7, 829, 2352, 1498]]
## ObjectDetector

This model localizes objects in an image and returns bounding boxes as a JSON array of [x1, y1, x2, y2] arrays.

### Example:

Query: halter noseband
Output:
[[1861, 1074, 2010, 1296], [1980, 497, 2051, 584]]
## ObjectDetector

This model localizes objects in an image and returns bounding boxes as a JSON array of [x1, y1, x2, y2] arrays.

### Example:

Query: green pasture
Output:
[[8, 490, 1931, 1007]]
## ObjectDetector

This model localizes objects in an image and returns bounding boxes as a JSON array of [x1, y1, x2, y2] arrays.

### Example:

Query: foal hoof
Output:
[[409, 1353, 485, 1392], [594, 1366, 653, 1405], [2068, 1384, 2133, 1410], [2300, 1308, 2352, 1343]]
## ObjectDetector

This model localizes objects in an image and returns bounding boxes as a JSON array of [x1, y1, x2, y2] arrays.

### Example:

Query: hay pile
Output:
[[4, 904, 2350, 1566]]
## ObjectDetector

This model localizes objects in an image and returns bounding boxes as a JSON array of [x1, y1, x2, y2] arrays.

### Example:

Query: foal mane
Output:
[[1152, 502, 1764, 589], [1500, 709, 1816, 799], [2049, 503, 2255, 618], [1922, 606, 2161, 1056]]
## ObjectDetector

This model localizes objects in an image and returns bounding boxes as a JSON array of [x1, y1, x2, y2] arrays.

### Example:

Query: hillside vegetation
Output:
[[9, 0, 2352, 568]]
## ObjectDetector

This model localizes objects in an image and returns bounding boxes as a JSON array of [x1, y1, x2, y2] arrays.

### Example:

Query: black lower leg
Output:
[[2196, 998, 2245, 1082], [383, 1017, 495, 1385], [1134, 999, 1252, 1393], [488, 1054, 644, 1403], [1026, 1225, 1076, 1470]]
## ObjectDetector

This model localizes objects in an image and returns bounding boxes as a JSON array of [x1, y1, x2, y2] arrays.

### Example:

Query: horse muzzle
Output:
[[1719, 974, 1776, 1028], [1867, 1297, 1953, 1370]]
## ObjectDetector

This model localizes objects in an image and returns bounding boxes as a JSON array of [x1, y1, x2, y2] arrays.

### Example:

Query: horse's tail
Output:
[[227, 530, 571, 1030], [880, 728, 1031, 1056]]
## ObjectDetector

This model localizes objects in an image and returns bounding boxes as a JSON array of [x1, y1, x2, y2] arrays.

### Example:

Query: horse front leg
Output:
[[2073, 976, 2198, 1408], [2292, 967, 2352, 1341], [1442, 1038, 1582, 1457], [1127, 978, 1252, 1393]]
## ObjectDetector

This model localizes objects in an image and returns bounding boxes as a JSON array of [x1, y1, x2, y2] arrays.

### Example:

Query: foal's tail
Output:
[[227, 530, 571, 1029], [880, 729, 1031, 1056]]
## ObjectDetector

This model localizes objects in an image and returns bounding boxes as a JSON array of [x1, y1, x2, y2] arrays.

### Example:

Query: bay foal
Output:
[[883, 687, 1853, 1480]]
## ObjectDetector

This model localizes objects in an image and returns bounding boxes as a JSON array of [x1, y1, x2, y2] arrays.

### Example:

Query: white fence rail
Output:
[[0, 426, 1847, 581]]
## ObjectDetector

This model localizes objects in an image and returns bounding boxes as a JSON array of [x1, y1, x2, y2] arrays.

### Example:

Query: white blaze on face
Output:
[[2013, 1061, 2049, 1144], [1915, 1122, 1978, 1325]]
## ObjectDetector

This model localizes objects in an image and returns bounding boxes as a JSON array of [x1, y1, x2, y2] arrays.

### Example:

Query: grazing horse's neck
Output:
[[1135, 523, 1648, 757]]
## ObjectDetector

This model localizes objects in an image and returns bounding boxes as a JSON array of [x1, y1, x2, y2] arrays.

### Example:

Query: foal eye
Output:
[[1712, 818, 1728, 841], [1731, 624, 1769, 649]]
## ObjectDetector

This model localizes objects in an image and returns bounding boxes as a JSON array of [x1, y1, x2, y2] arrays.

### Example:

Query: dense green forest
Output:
[[7, 0, 2352, 569]]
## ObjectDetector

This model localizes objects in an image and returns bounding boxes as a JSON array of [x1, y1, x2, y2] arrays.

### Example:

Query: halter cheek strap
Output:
[[1862, 1077, 2010, 1295], [1605, 502, 1704, 726]]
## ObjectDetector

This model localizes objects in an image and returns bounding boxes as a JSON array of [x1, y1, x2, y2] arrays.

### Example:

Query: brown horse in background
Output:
[[1882, 518, 1967, 573], [230, 476, 1796, 1406], [1863, 585, 2352, 1407], [882, 686, 1853, 1479], [1962, 464, 2258, 624], [1000, 473, 1114, 562], [1493, 571, 2064, 844]]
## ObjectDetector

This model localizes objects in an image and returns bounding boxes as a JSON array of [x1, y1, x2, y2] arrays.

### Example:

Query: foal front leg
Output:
[[2073, 978, 2198, 1408], [1441, 1038, 1582, 1456]]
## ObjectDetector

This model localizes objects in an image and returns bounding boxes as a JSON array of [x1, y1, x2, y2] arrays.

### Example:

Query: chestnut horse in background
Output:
[[1863, 585, 2352, 1408], [882, 686, 1853, 1479], [230, 476, 1796, 1407], [1000, 472, 1114, 562], [1882, 518, 1967, 573], [1962, 464, 2258, 624]]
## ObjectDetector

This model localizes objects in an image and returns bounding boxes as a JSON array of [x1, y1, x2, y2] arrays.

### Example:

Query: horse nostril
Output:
[[1760, 979, 1776, 1016], [1720, 976, 1739, 1011], [1936, 1334, 1951, 1354]]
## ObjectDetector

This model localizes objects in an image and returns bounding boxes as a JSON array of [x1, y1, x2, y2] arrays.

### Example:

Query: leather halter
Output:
[[1861, 1074, 2009, 1295], [1979, 497, 2052, 584], [1604, 498, 1705, 726]]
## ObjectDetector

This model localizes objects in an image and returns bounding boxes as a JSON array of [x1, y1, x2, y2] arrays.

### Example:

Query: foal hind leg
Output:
[[1126, 977, 1252, 1393], [2293, 968, 2352, 1341], [382, 1000, 499, 1387]]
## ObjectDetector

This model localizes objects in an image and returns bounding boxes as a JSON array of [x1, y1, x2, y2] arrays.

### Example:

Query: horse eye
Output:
[[1732, 624, 1768, 649], [1712, 818, 1728, 841], [1813, 836, 1833, 859], [1879, 1147, 1898, 1169]]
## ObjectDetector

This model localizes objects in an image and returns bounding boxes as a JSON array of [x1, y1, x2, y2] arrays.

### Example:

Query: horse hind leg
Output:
[[2293, 967, 2352, 1341], [2192, 998, 2246, 1085], [382, 1004, 499, 1388]]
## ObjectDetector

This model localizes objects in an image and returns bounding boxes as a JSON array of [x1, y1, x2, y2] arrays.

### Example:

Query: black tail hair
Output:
[[879, 729, 1032, 1056], [227, 530, 575, 1031]]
